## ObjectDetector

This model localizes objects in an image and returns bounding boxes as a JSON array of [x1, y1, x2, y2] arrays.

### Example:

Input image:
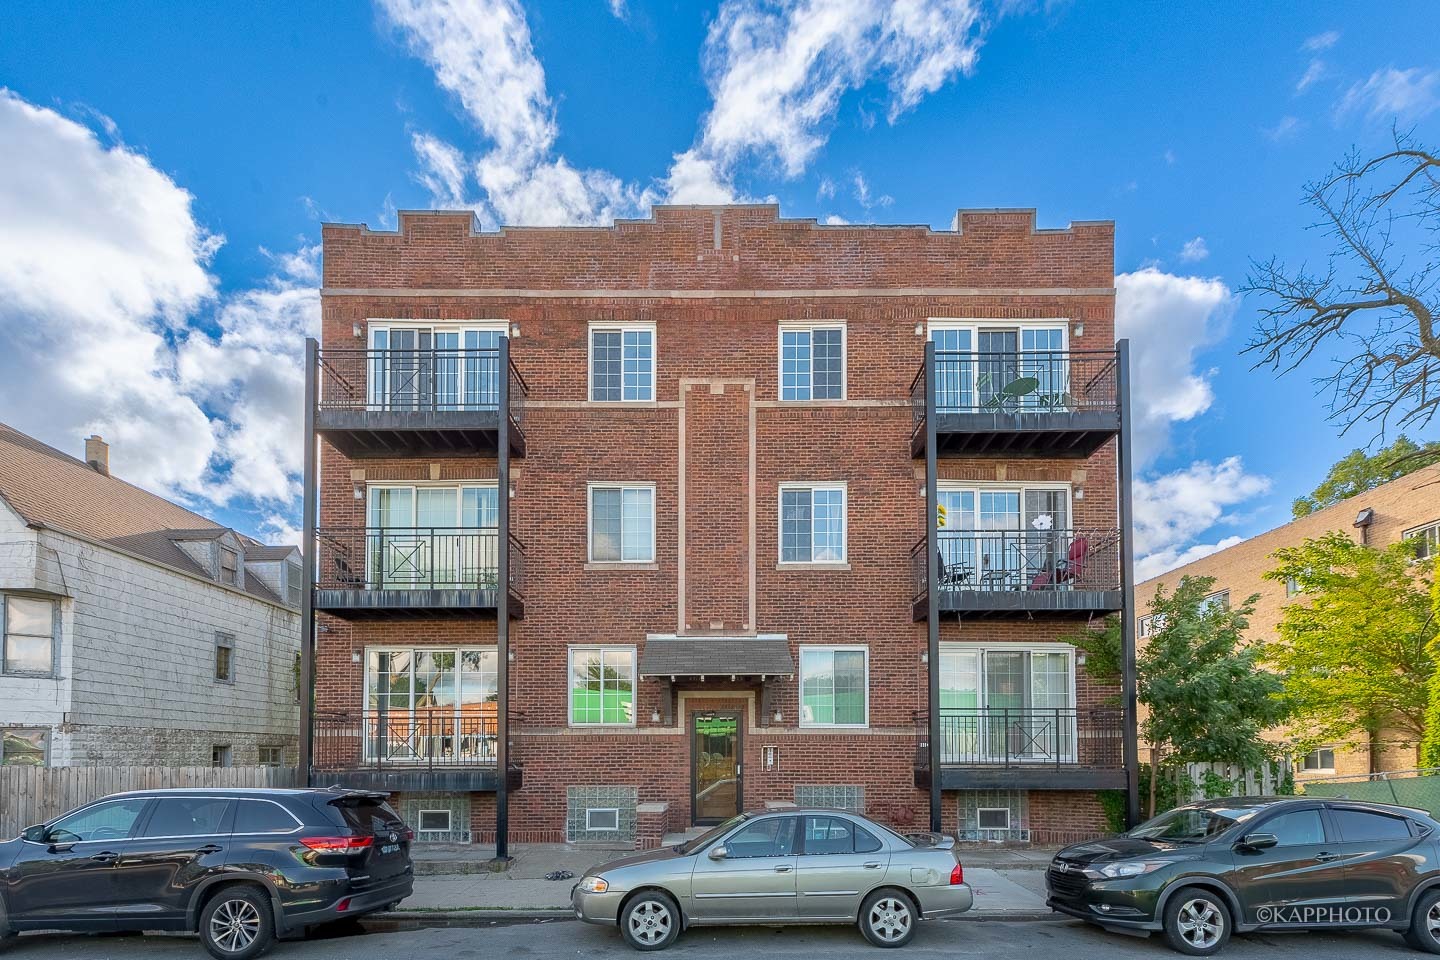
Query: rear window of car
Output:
[[233, 800, 299, 834], [140, 797, 233, 838], [1331, 809, 1411, 841], [328, 797, 404, 834]]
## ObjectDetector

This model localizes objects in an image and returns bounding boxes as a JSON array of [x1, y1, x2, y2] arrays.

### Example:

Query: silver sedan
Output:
[[572, 808, 972, 950]]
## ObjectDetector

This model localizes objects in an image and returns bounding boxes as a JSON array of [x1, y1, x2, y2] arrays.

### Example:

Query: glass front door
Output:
[[692, 713, 741, 825]]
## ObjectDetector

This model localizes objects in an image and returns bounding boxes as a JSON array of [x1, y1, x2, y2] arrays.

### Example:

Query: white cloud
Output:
[[1135, 536, 1245, 583], [817, 176, 837, 199], [379, 0, 658, 224], [1115, 267, 1234, 466], [1133, 459, 1271, 580], [1296, 59, 1325, 93], [608, 0, 628, 19], [1336, 66, 1440, 123], [0, 90, 317, 532], [824, 214, 849, 224], [1177, 236, 1209, 262], [1301, 30, 1339, 53], [852, 171, 893, 210], [1263, 115, 1301, 141]]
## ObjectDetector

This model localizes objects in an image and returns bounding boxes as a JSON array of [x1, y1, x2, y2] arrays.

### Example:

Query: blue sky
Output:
[[1, 0, 1437, 575]]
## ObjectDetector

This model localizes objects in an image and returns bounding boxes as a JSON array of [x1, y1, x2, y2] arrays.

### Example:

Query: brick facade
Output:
[[313, 205, 1126, 845]]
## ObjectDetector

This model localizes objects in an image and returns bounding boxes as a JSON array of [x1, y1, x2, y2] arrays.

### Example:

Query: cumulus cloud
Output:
[[1336, 66, 1440, 123], [0, 89, 317, 536], [1136, 536, 1245, 583], [1132, 460, 1271, 580]]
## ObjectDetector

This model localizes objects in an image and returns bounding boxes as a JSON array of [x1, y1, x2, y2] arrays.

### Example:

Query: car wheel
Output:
[[0, 895, 14, 950], [620, 891, 681, 951], [200, 886, 276, 960], [1404, 888, 1440, 954], [1162, 889, 1231, 956], [859, 889, 918, 948]]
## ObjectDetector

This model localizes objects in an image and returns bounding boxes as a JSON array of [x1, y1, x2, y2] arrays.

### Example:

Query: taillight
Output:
[[949, 862, 964, 885], [300, 836, 374, 852], [402, 828, 415, 842]]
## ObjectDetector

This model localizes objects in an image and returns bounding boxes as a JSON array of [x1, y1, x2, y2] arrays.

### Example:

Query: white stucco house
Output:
[[0, 424, 301, 767]]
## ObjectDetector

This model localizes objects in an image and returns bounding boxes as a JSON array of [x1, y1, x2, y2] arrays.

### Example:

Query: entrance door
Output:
[[692, 713, 741, 825]]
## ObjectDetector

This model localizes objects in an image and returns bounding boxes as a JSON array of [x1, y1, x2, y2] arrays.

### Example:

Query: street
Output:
[[2, 918, 1428, 959]]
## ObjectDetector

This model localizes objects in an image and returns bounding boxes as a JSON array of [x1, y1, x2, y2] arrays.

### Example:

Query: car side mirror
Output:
[[1242, 833, 1278, 850], [708, 845, 728, 861], [21, 824, 46, 844]]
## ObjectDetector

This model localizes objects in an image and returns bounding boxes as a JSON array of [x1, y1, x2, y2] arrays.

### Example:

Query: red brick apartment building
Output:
[[299, 205, 1139, 855]]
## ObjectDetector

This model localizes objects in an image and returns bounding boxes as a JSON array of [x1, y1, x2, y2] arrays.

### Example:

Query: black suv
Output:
[[0, 787, 413, 959], [1047, 796, 1440, 956]]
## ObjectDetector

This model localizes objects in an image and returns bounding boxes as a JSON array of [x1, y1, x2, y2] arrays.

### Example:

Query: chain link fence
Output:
[[1299, 768, 1440, 816]]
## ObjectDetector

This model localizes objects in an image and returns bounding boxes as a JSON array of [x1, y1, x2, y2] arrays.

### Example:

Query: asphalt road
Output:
[[2, 918, 1431, 960]]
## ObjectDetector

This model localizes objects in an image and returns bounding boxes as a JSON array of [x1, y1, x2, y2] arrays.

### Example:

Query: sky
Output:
[[1, 0, 1437, 577]]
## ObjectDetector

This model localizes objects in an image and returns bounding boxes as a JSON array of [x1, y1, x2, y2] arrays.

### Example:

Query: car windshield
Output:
[[1126, 806, 1256, 843], [677, 813, 749, 854]]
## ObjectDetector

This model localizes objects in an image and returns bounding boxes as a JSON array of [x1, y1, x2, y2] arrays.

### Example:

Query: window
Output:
[[929, 321, 1069, 411], [367, 484, 500, 589], [779, 484, 847, 563], [1406, 520, 1440, 560], [419, 809, 454, 834], [935, 484, 1072, 586], [285, 560, 302, 607], [211, 745, 232, 767], [219, 547, 240, 586], [724, 817, 797, 858], [585, 808, 620, 832], [258, 746, 284, 767], [569, 646, 636, 726], [234, 799, 301, 834], [368, 323, 506, 411], [366, 649, 500, 762], [214, 633, 235, 683], [590, 325, 654, 401], [1138, 614, 1167, 639], [1284, 576, 1302, 597], [1259, 809, 1325, 846], [938, 644, 1076, 763], [1, 728, 47, 766], [140, 797, 233, 838], [1300, 748, 1336, 772], [1199, 590, 1230, 613], [3, 595, 55, 675], [589, 485, 655, 563], [1331, 808, 1412, 842], [977, 808, 1011, 831], [779, 323, 845, 400], [46, 798, 148, 843], [799, 647, 868, 727]]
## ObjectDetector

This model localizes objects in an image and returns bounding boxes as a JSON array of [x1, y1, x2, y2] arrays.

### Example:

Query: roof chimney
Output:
[[85, 435, 109, 476]]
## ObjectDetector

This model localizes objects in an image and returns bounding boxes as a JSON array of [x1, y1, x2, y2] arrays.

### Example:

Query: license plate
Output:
[[380, 843, 400, 855]]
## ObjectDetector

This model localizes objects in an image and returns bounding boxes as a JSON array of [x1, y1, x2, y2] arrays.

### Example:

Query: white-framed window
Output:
[[799, 646, 869, 727], [367, 320, 508, 412], [365, 648, 500, 763], [928, 319, 1070, 412], [258, 746, 284, 767], [976, 807, 1011, 830], [0, 728, 48, 766], [1284, 576, 1302, 597], [1300, 748, 1336, 773], [588, 484, 656, 563], [1138, 614, 1167, 638], [779, 321, 846, 401], [585, 808, 621, 832], [1406, 520, 1440, 560], [1200, 590, 1230, 613], [937, 643, 1077, 763], [936, 482, 1072, 586], [214, 633, 235, 683], [569, 646, 637, 726], [211, 745, 233, 768], [366, 483, 500, 589], [418, 809, 454, 835], [590, 323, 655, 401], [779, 483, 847, 564], [2, 595, 56, 676]]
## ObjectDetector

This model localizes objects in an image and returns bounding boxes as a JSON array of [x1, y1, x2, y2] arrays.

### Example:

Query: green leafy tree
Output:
[[1139, 576, 1291, 813], [1067, 614, 1123, 689], [1264, 532, 1437, 766], [1419, 576, 1440, 768], [1292, 436, 1440, 517]]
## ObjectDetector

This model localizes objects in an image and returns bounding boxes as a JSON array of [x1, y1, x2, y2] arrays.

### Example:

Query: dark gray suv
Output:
[[0, 787, 413, 959]]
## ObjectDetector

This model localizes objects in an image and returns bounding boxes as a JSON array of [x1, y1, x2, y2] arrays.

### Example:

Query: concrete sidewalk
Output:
[[396, 843, 1061, 921]]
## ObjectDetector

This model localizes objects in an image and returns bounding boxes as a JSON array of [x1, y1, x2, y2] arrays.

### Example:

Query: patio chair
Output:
[[937, 550, 973, 588]]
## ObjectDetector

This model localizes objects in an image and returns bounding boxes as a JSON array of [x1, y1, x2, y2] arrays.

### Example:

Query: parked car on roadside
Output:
[[572, 808, 971, 950], [1046, 795, 1440, 956], [0, 786, 413, 959]]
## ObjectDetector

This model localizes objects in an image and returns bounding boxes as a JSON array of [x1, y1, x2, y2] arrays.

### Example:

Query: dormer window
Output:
[[219, 547, 241, 586], [285, 560, 302, 606]]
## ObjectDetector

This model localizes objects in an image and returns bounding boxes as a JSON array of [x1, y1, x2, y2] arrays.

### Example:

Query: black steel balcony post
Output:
[[299, 338, 318, 785], [924, 341, 942, 833], [495, 334, 512, 861], [1118, 339, 1141, 826]]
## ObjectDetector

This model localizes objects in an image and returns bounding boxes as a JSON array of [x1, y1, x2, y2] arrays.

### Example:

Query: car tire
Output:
[[199, 885, 276, 960], [1161, 888, 1231, 956], [620, 891, 681, 951], [0, 895, 15, 951], [859, 889, 918, 948], [1404, 889, 1440, 954]]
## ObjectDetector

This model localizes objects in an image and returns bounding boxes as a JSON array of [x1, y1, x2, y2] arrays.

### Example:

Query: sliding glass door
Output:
[[936, 486, 1071, 590], [369, 326, 503, 412], [367, 485, 499, 589], [937, 647, 1076, 763], [930, 324, 1068, 412]]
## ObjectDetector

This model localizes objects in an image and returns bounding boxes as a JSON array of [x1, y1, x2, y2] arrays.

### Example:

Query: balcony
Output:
[[311, 709, 519, 792], [313, 526, 525, 620], [314, 346, 528, 458], [911, 528, 1123, 620], [915, 707, 1126, 790], [911, 349, 1120, 459]]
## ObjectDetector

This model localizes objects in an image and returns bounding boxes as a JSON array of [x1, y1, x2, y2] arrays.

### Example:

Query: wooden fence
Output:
[[0, 765, 303, 837]]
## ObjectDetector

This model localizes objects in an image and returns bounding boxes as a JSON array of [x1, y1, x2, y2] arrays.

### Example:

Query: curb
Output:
[[366, 909, 1064, 928]]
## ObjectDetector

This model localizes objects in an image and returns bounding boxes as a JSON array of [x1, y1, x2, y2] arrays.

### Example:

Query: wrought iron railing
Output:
[[315, 526, 525, 597], [313, 709, 498, 770], [912, 527, 1121, 603], [937, 707, 1124, 768], [912, 349, 1119, 427]]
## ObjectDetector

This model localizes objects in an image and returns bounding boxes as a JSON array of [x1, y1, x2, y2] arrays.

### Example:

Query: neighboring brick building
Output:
[[0, 425, 301, 767], [1136, 460, 1440, 781], [302, 204, 1139, 852]]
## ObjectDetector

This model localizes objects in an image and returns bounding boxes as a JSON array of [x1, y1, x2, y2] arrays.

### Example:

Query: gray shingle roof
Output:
[[639, 637, 795, 678]]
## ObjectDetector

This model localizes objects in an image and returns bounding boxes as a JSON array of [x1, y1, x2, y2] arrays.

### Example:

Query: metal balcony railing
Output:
[[315, 526, 525, 598], [911, 527, 1121, 604], [312, 709, 498, 770], [315, 346, 529, 434], [936, 707, 1124, 768]]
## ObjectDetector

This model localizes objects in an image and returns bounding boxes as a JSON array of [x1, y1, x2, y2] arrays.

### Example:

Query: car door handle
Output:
[[774, 865, 793, 873], [1314, 853, 1340, 862], [196, 845, 223, 855], [863, 861, 883, 869], [90, 852, 119, 863]]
